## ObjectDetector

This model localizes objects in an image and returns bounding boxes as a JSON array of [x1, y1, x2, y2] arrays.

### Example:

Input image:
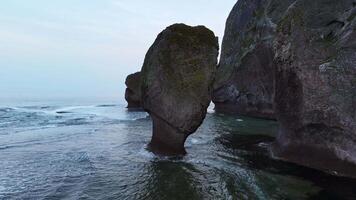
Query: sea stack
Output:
[[125, 72, 142, 108], [272, 0, 356, 177], [140, 24, 219, 155]]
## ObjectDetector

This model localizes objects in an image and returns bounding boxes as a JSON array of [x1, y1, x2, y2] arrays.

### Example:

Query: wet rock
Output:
[[125, 72, 142, 108], [213, 0, 295, 119], [272, 0, 356, 178], [140, 24, 219, 155]]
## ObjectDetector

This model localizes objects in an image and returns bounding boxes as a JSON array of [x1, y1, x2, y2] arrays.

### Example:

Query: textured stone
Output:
[[125, 72, 142, 108], [272, 0, 356, 178], [140, 24, 219, 155], [213, 0, 295, 119]]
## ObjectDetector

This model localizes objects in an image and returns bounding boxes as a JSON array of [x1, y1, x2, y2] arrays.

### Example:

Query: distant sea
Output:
[[0, 100, 355, 199]]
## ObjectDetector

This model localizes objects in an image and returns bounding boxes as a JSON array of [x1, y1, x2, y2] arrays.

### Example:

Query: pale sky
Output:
[[0, 0, 236, 103]]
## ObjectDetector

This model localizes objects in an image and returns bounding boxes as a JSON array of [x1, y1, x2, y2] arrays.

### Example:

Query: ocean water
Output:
[[0, 101, 355, 200]]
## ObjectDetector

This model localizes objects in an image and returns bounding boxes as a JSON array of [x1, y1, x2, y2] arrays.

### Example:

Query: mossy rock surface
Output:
[[140, 23, 218, 137]]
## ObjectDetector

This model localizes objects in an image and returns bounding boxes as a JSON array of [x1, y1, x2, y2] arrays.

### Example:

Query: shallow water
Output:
[[0, 102, 355, 200]]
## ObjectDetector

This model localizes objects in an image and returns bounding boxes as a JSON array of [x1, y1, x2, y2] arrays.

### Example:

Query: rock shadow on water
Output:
[[133, 160, 204, 200], [215, 124, 356, 200]]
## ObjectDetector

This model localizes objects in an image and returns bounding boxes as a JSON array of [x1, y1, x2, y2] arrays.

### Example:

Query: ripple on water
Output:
[[0, 105, 356, 199]]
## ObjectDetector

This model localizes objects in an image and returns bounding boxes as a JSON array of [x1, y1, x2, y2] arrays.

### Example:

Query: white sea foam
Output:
[[138, 146, 155, 159], [191, 138, 200, 144], [53, 105, 97, 113], [207, 102, 215, 114]]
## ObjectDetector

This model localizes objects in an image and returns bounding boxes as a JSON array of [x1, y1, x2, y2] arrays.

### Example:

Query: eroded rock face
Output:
[[272, 0, 356, 177], [125, 72, 142, 108], [140, 24, 219, 155], [213, 0, 295, 119]]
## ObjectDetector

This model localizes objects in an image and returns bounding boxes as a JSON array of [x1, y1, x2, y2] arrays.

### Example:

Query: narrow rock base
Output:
[[148, 114, 188, 156]]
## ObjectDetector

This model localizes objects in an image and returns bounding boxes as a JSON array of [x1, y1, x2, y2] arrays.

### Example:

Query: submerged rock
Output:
[[213, 0, 295, 119], [272, 0, 356, 177], [125, 72, 142, 108], [140, 24, 219, 155]]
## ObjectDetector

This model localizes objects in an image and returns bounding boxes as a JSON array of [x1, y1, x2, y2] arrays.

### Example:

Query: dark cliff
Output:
[[272, 0, 356, 178], [213, 0, 295, 119], [215, 0, 356, 177]]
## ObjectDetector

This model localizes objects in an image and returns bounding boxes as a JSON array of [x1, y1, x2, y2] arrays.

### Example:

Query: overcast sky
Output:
[[0, 0, 236, 103]]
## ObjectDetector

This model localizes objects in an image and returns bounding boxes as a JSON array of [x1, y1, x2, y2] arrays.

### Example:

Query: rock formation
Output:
[[212, 0, 356, 177], [272, 0, 356, 177], [125, 72, 142, 108], [213, 0, 295, 119], [123, 0, 356, 177], [140, 24, 219, 155]]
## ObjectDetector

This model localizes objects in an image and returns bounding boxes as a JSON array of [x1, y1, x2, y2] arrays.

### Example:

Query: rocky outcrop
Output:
[[272, 0, 356, 177], [213, 0, 295, 119], [140, 24, 219, 155], [212, 0, 356, 177], [125, 72, 142, 108]]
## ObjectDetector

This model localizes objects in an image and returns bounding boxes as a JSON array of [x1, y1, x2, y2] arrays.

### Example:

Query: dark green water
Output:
[[0, 103, 355, 199]]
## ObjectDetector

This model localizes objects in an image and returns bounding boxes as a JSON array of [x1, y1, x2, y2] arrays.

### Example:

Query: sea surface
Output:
[[0, 100, 355, 200]]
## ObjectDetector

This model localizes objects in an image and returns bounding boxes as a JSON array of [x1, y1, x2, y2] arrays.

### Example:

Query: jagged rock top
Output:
[[156, 23, 219, 49]]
